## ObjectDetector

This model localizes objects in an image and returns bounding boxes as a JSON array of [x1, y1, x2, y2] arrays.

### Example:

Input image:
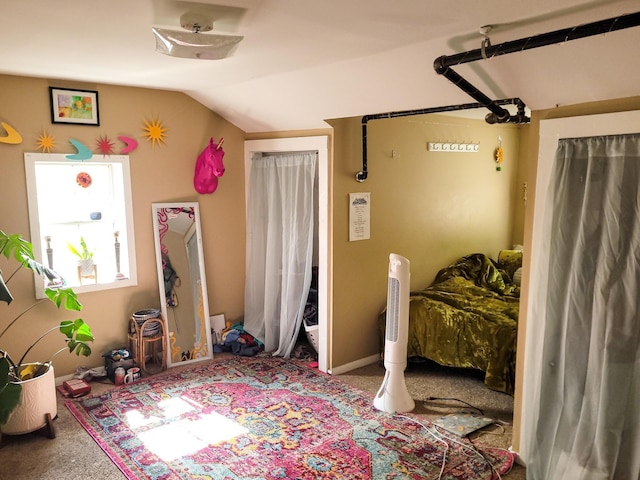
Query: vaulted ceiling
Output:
[[1, 0, 639, 132]]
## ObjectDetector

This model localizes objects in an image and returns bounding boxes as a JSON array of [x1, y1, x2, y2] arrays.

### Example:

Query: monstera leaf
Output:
[[60, 319, 94, 357]]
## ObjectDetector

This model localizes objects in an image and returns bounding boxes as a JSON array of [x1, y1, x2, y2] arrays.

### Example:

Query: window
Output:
[[24, 153, 137, 296]]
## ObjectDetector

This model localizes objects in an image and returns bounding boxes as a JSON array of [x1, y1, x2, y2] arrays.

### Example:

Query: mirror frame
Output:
[[152, 202, 213, 367]]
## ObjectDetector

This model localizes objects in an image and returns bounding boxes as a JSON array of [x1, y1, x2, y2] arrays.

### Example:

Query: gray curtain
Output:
[[525, 134, 640, 479]]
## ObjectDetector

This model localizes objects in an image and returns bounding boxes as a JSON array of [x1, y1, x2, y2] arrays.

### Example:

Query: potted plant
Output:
[[0, 230, 94, 435], [68, 236, 96, 280]]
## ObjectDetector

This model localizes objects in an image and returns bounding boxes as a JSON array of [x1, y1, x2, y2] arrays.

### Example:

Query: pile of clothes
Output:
[[213, 322, 263, 357]]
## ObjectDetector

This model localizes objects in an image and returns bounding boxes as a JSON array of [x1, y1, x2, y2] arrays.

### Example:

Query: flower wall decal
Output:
[[76, 172, 92, 188]]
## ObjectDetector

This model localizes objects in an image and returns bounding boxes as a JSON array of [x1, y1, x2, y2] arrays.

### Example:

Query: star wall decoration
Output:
[[96, 135, 115, 155], [143, 118, 167, 147]]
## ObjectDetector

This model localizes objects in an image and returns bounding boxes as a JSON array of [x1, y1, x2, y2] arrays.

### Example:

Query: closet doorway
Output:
[[244, 136, 330, 372]]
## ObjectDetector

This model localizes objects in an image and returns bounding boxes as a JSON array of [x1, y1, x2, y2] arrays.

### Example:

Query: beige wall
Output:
[[328, 112, 526, 368], [0, 74, 247, 377], [511, 95, 640, 453]]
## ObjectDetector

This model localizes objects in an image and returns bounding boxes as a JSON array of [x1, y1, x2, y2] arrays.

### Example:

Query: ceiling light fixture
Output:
[[151, 12, 243, 60]]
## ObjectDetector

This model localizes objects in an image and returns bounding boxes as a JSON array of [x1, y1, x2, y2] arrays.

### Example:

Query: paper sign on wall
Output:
[[349, 192, 370, 241]]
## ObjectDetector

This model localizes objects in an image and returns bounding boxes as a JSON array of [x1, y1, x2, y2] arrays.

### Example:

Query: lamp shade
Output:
[[151, 28, 243, 60]]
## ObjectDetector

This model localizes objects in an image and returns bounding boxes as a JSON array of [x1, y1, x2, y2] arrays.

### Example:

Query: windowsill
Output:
[[36, 277, 138, 299]]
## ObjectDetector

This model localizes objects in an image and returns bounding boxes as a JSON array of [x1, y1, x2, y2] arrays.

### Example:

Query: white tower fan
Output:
[[374, 253, 415, 413]]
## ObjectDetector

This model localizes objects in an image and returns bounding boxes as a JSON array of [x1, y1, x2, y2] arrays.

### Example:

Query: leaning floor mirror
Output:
[[152, 202, 213, 366]]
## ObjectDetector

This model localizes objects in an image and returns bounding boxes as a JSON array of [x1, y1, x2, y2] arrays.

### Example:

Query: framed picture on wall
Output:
[[49, 87, 100, 125]]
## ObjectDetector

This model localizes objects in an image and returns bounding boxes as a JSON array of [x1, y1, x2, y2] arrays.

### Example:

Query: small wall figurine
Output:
[[194, 137, 225, 194]]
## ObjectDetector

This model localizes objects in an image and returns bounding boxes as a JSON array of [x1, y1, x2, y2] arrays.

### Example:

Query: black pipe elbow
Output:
[[485, 109, 511, 124], [433, 56, 448, 75]]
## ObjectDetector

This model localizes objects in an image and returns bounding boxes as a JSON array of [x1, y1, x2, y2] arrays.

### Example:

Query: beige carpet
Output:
[[0, 355, 525, 479]]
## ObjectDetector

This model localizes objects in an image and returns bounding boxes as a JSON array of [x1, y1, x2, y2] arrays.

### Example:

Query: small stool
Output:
[[128, 316, 167, 374]]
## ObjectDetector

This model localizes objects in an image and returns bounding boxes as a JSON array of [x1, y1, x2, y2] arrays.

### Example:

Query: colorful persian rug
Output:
[[65, 357, 515, 479]]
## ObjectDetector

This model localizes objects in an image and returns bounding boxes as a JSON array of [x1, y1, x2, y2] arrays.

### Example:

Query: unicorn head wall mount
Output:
[[194, 137, 225, 194]]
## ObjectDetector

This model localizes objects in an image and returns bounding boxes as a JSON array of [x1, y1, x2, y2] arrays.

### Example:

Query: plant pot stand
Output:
[[128, 316, 167, 374], [0, 413, 56, 449]]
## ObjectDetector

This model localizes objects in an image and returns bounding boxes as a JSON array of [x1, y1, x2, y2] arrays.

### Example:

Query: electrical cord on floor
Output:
[[398, 413, 504, 480], [424, 396, 484, 415], [398, 414, 449, 479]]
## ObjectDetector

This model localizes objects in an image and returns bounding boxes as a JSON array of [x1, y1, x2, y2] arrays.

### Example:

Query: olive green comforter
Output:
[[379, 253, 520, 395]]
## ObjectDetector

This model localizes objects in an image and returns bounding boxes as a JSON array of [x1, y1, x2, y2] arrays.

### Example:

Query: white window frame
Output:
[[24, 152, 137, 297]]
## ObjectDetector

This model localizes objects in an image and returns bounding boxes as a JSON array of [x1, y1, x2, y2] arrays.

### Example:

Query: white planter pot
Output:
[[0, 363, 57, 435], [78, 259, 95, 277]]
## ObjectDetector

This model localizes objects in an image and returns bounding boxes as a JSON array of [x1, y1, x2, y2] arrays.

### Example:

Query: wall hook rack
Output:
[[427, 142, 479, 153]]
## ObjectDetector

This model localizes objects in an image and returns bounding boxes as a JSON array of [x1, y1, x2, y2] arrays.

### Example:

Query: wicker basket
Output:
[[132, 309, 161, 336], [132, 309, 160, 321]]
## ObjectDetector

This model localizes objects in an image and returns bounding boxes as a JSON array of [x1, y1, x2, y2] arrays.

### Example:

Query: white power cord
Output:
[[397, 413, 506, 480]]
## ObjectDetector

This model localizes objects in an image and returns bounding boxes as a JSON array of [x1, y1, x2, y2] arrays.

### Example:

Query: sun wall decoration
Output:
[[143, 117, 167, 147], [495, 136, 504, 171], [37, 131, 56, 152]]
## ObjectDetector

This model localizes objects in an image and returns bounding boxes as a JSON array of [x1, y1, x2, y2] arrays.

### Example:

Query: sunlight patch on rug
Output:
[[65, 357, 515, 479], [138, 411, 248, 461]]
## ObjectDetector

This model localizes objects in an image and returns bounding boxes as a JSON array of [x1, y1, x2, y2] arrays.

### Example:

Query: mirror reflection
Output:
[[152, 202, 212, 366]]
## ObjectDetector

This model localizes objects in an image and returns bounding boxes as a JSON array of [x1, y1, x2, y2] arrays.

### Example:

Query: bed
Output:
[[378, 251, 522, 395]]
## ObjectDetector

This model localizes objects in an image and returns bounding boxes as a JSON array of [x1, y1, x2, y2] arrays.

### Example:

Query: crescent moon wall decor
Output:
[[0, 121, 22, 144], [118, 136, 138, 154], [66, 139, 93, 161]]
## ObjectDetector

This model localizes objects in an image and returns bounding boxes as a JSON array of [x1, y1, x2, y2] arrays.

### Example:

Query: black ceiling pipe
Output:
[[438, 11, 640, 69], [356, 98, 526, 182], [434, 12, 640, 124], [433, 65, 511, 122]]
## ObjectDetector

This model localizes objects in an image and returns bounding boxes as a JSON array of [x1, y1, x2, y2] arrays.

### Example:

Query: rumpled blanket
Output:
[[379, 253, 519, 394]]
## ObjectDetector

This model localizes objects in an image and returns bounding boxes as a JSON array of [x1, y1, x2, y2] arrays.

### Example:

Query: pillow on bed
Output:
[[498, 249, 523, 280], [513, 267, 523, 286]]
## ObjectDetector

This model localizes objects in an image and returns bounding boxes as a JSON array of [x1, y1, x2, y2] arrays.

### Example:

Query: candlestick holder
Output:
[[114, 231, 126, 280]]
